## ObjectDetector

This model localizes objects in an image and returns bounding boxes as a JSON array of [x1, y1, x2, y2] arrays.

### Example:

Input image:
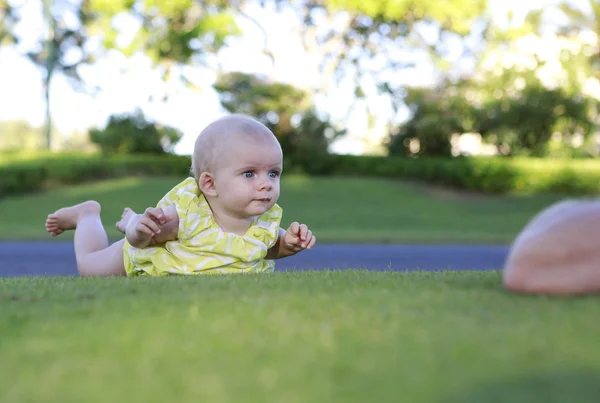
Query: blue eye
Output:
[[243, 171, 254, 178], [269, 171, 280, 178]]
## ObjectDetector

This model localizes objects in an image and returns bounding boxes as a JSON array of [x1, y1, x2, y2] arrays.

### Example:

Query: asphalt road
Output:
[[0, 241, 509, 277]]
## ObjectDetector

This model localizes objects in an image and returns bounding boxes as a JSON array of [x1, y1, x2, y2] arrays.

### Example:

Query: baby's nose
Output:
[[259, 178, 273, 190]]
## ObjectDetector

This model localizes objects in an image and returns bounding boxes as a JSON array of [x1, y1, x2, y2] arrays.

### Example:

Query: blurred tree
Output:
[[270, 0, 487, 104], [0, 0, 17, 45], [0, 120, 45, 151], [213, 72, 344, 167], [476, 71, 594, 157], [89, 0, 241, 86], [387, 80, 476, 156], [477, 3, 598, 156], [387, 1, 599, 158], [290, 107, 346, 172], [89, 108, 182, 154], [387, 72, 594, 157], [0, 0, 98, 150], [214, 72, 309, 153], [485, 3, 598, 94], [0, 0, 241, 151]]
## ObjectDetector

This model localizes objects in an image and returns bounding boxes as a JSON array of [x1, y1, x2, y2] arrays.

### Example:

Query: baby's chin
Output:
[[244, 202, 276, 216]]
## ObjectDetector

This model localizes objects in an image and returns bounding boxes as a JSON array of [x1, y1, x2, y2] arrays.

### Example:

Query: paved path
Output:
[[0, 241, 509, 277]]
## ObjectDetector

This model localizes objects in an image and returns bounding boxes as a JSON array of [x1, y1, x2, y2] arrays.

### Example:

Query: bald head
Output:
[[191, 114, 281, 179]]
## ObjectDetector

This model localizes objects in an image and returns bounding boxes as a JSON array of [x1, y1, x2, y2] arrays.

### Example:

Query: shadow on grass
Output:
[[442, 370, 600, 403]]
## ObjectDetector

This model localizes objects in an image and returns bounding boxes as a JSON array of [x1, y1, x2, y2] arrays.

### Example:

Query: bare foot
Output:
[[45, 201, 101, 237], [115, 208, 136, 234]]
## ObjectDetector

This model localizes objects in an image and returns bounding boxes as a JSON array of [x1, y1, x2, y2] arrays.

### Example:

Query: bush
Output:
[[323, 155, 600, 195], [2, 152, 600, 199], [0, 154, 191, 198], [89, 109, 183, 154]]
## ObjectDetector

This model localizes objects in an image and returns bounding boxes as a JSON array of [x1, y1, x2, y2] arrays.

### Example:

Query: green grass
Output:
[[1, 271, 599, 403], [0, 175, 567, 243]]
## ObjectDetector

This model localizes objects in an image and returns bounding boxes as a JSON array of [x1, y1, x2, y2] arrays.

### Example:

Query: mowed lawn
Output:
[[0, 175, 567, 243], [1, 272, 599, 403], [2, 177, 599, 403]]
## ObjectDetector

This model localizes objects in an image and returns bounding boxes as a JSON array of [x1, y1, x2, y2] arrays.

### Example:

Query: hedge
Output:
[[319, 155, 600, 195], [0, 154, 191, 198], [1, 153, 600, 198]]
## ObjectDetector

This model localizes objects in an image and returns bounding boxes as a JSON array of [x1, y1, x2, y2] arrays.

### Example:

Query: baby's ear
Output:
[[198, 172, 217, 196]]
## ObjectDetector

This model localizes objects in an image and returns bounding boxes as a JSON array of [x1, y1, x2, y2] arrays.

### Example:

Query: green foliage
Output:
[[480, 82, 593, 157], [0, 154, 191, 198], [3, 0, 242, 152], [90, 0, 241, 68], [214, 71, 306, 154], [324, 0, 487, 35], [288, 109, 346, 172], [388, 71, 596, 157], [387, 83, 476, 157], [0, 0, 17, 45], [556, 1, 599, 36], [271, 0, 488, 106], [0, 164, 47, 196], [385, 0, 599, 159], [214, 72, 341, 166], [324, 155, 600, 195], [489, 9, 543, 42], [4, 153, 600, 199], [214, 72, 309, 121], [0, 120, 45, 151], [88, 109, 182, 154]]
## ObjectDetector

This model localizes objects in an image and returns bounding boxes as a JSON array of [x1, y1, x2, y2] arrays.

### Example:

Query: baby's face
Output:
[[211, 136, 283, 218]]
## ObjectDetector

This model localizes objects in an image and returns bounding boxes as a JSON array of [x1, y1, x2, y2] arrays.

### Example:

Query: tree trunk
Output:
[[43, 0, 55, 150]]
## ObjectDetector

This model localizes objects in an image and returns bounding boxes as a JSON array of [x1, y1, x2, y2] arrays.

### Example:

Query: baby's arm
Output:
[[126, 204, 179, 248]]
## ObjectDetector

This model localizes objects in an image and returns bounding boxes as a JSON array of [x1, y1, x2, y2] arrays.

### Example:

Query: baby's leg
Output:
[[46, 201, 126, 277], [116, 207, 136, 234]]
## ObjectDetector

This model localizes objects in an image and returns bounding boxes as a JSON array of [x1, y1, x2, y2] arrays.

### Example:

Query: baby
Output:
[[45, 114, 316, 276]]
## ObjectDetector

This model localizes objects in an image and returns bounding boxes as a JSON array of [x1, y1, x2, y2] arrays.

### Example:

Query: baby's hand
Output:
[[283, 222, 316, 253], [136, 207, 174, 238]]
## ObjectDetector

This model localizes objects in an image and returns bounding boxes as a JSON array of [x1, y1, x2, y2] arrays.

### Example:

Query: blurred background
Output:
[[2, 0, 599, 157], [1, 0, 600, 243]]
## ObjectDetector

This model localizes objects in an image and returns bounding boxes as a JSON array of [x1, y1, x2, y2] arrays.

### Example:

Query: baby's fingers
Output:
[[138, 216, 161, 235], [288, 221, 300, 236], [306, 235, 316, 250], [135, 222, 155, 237], [299, 224, 309, 241], [301, 229, 313, 247], [144, 207, 166, 225]]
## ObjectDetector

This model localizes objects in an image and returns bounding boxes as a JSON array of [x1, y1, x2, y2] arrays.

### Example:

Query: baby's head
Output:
[[192, 114, 283, 218]]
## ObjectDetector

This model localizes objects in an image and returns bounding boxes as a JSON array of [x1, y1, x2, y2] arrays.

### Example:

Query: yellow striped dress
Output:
[[123, 177, 282, 276]]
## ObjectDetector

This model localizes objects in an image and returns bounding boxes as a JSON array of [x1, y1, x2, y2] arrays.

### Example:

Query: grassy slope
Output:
[[0, 175, 566, 243]]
